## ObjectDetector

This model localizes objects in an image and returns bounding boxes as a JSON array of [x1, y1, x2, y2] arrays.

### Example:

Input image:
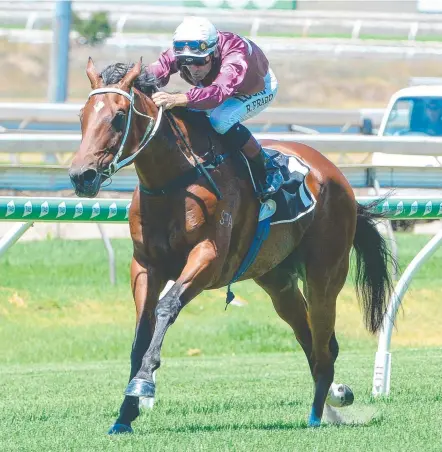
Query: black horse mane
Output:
[[100, 62, 213, 131], [100, 62, 158, 95]]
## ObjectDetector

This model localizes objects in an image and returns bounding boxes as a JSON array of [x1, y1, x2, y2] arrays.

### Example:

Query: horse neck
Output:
[[131, 94, 192, 191]]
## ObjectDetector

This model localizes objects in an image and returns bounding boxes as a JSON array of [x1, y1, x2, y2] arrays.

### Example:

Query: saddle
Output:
[[241, 148, 316, 224]]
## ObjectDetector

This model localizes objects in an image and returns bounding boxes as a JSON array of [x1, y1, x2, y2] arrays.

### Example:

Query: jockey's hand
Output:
[[152, 92, 188, 110]]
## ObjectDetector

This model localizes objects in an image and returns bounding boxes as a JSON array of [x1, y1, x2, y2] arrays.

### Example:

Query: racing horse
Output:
[[69, 59, 395, 434]]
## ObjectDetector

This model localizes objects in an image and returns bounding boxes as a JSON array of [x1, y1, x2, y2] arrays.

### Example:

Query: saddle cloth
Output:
[[241, 148, 316, 225]]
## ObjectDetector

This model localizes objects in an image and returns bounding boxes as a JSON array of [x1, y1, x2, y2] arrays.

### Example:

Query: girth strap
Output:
[[139, 153, 229, 196], [225, 214, 271, 308]]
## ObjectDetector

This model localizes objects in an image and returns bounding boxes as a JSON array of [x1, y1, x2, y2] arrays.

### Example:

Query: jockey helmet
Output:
[[173, 17, 218, 66]]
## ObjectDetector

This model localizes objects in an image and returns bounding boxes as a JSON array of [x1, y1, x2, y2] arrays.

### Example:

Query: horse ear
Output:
[[86, 57, 102, 89], [119, 59, 142, 91]]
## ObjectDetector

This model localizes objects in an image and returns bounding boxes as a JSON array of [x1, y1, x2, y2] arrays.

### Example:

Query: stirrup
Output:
[[257, 170, 284, 201], [257, 187, 276, 202], [261, 149, 284, 197], [258, 199, 277, 221]]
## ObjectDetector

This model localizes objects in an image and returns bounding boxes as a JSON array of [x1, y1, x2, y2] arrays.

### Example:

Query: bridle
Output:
[[87, 86, 222, 200], [87, 87, 163, 177]]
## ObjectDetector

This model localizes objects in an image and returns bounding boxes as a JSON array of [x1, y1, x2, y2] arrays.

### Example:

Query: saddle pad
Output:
[[242, 148, 317, 225]]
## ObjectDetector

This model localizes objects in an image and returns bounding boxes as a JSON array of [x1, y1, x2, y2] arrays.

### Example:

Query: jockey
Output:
[[148, 16, 283, 200]]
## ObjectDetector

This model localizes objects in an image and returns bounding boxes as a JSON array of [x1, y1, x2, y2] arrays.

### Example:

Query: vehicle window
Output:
[[384, 97, 442, 137], [383, 100, 413, 136]]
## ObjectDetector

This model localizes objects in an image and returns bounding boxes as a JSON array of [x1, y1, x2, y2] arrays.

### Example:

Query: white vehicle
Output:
[[373, 85, 442, 166]]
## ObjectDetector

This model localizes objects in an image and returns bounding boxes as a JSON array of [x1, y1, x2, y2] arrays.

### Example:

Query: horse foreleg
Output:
[[125, 240, 217, 400], [109, 258, 165, 435]]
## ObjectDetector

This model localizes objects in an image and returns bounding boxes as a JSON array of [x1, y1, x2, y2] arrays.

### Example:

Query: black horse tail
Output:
[[353, 201, 397, 334]]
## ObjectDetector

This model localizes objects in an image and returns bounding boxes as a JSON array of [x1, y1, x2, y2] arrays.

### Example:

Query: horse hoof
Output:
[[308, 411, 321, 428], [139, 396, 155, 411], [108, 423, 133, 435], [125, 378, 155, 398], [326, 383, 354, 408]]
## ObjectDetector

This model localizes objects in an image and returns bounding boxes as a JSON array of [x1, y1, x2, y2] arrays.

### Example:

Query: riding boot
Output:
[[242, 135, 284, 200]]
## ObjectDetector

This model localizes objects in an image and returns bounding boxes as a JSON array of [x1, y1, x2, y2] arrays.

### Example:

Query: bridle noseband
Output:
[[88, 87, 163, 177]]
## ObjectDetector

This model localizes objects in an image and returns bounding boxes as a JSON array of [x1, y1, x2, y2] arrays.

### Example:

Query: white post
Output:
[[372, 225, 442, 396], [250, 18, 260, 38], [97, 224, 116, 286], [351, 20, 362, 40], [0, 222, 34, 258]]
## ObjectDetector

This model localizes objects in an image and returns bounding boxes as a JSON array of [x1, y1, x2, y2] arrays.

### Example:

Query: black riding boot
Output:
[[242, 136, 284, 200], [221, 123, 284, 200]]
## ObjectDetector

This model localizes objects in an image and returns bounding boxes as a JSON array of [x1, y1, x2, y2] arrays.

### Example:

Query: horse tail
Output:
[[352, 201, 397, 334]]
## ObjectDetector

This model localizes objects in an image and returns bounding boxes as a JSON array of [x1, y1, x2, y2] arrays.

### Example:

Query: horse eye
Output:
[[112, 111, 126, 132]]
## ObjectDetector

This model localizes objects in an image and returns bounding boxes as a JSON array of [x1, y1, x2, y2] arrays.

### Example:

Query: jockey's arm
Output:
[[151, 53, 247, 111], [185, 53, 248, 111], [147, 49, 179, 88], [152, 92, 188, 110], [148, 49, 188, 109]]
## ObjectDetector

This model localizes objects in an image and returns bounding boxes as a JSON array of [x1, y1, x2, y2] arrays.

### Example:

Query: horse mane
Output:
[[100, 62, 158, 96], [100, 62, 214, 132]]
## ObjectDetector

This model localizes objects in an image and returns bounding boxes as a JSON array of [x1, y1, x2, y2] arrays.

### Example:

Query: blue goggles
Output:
[[176, 54, 212, 67], [173, 40, 215, 55]]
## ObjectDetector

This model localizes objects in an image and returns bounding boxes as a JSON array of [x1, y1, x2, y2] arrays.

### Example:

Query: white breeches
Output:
[[207, 68, 278, 134]]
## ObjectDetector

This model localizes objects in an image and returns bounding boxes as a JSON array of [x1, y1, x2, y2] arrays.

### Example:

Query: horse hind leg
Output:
[[303, 246, 353, 427], [321, 331, 354, 425], [256, 262, 353, 425], [255, 264, 314, 372]]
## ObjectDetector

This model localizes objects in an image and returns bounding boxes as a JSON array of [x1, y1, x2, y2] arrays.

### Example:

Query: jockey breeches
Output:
[[207, 68, 278, 135]]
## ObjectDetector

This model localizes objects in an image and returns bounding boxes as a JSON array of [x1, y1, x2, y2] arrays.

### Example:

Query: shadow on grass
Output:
[[140, 407, 385, 434], [145, 416, 384, 434], [155, 419, 309, 433], [159, 398, 305, 417]]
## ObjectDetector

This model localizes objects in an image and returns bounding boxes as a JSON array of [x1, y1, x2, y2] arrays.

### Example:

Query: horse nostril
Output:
[[83, 169, 98, 184], [69, 170, 80, 185], [69, 167, 100, 196]]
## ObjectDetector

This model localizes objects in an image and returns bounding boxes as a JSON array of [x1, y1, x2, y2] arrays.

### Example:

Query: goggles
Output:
[[176, 54, 212, 67], [173, 40, 216, 55]]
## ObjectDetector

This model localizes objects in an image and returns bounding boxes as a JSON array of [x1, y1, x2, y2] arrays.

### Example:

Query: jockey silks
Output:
[[147, 31, 270, 111]]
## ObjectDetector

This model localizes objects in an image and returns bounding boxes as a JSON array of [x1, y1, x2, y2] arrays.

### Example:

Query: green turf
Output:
[[0, 233, 441, 449], [1, 351, 442, 451]]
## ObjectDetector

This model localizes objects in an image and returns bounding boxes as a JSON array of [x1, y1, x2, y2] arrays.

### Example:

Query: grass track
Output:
[[0, 233, 442, 450], [1, 351, 442, 451]]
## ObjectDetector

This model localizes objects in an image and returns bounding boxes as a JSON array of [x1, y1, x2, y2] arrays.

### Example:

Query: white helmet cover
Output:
[[173, 16, 218, 58]]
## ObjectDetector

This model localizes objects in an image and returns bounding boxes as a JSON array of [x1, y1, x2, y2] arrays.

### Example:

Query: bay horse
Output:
[[69, 59, 395, 434]]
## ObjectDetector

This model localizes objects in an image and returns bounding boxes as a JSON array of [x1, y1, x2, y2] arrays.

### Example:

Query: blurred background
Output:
[[1, 0, 442, 107], [1, 0, 442, 238]]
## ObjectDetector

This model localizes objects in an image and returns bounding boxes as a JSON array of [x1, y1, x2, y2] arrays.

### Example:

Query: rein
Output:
[[87, 86, 223, 199], [164, 110, 223, 200]]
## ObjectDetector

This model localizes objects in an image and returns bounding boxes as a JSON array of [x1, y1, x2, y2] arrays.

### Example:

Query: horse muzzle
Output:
[[69, 167, 102, 198]]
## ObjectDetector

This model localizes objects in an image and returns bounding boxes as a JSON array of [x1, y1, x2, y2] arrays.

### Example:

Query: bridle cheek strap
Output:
[[88, 87, 163, 176]]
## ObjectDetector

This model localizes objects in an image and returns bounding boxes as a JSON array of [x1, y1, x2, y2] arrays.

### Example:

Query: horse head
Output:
[[69, 58, 160, 198]]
